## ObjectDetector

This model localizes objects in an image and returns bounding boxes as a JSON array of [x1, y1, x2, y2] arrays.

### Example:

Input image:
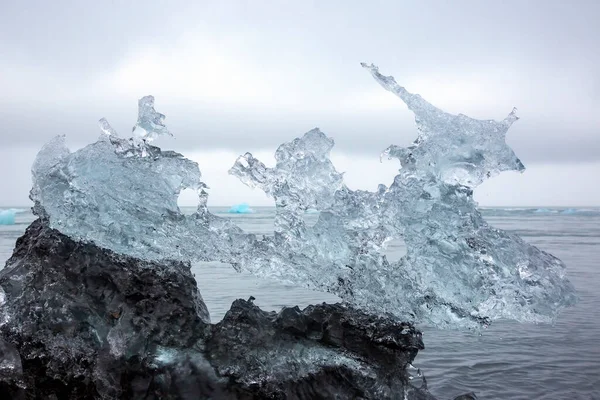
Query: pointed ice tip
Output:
[[504, 107, 519, 126], [98, 118, 117, 136], [304, 127, 330, 141], [379, 146, 392, 163], [360, 62, 378, 71], [133, 94, 173, 141], [139, 95, 155, 105]]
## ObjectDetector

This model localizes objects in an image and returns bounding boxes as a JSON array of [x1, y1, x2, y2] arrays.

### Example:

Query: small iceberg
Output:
[[560, 208, 600, 216], [228, 203, 254, 214], [0, 209, 25, 225], [533, 208, 557, 214], [561, 208, 578, 215]]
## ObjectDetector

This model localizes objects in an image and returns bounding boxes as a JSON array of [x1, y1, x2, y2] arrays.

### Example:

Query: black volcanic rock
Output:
[[0, 219, 213, 399], [0, 219, 471, 399], [208, 299, 427, 399]]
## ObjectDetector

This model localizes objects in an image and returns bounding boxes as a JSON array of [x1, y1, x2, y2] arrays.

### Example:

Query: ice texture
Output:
[[29, 66, 576, 329], [132, 95, 173, 141]]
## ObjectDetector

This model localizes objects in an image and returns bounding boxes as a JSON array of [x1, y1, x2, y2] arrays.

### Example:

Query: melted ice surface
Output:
[[30, 65, 576, 329]]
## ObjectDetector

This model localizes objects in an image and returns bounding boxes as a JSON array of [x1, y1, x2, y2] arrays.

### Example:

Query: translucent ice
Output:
[[30, 104, 247, 263], [30, 67, 576, 329], [231, 65, 576, 328], [132, 95, 173, 142]]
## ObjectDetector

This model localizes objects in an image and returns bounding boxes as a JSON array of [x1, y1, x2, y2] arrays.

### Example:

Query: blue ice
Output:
[[534, 208, 556, 214], [561, 208, 578, 215], [228, 203, 254, 214], [0, 209, 24, 225]]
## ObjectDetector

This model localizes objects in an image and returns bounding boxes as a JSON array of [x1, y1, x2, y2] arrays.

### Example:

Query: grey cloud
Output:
[[2, 1, 599, 70], [1, 0, 599, 206]]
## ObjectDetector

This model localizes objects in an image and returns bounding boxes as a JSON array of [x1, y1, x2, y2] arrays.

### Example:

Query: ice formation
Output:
[[228, 203, 254, 214], [29, 65, 576, 329], [0, 209, 24, 225], [0, 211, 16, 226]]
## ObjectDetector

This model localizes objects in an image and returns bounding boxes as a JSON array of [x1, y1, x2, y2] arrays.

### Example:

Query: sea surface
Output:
[[1, 206, 599, 399]]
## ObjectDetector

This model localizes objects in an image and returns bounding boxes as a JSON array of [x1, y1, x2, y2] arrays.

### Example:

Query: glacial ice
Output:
[[534, 208, 555, 214], [0, 209, 24, 226], [0, 211, 16, 226], [29, 65, 576, 329], [228, 203, 254, 214]]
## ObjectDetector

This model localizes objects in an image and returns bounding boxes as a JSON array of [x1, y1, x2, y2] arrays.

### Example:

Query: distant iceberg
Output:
[[0, 209, 25, 225], [561, 208, 578, 215], [560, 208, 600, 216], [534, 208, 557, 214], [228, 203, 254, 214]]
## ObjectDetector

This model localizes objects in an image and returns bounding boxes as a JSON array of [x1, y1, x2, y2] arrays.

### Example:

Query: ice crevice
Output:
[[29, 64, 576, 330]]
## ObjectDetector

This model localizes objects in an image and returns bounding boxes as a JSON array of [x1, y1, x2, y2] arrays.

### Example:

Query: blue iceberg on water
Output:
[[534, 208, 557, 214], [0, 209, 25, 225], [228, 203, 254, 214], [560, 208, 600, 216], [0, 211, 15, 225]]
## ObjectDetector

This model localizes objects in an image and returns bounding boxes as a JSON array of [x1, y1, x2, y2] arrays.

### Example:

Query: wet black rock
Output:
[[0, 219, 212, 399], [208, 298, 428, 399], [0, 219, 469, 399]]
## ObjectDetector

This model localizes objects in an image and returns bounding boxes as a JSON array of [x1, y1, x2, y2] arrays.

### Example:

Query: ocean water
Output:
[[1, 206, 599, 399]]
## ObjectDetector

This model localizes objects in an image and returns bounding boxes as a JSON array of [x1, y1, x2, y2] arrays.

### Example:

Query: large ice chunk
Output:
[[29, 67, 576, 329], [30, 102, 249, 263], [230, 65, 576, 328]]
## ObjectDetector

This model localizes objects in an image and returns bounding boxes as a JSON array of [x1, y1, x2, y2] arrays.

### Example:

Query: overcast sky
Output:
[[1, 0, 599, 207]]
